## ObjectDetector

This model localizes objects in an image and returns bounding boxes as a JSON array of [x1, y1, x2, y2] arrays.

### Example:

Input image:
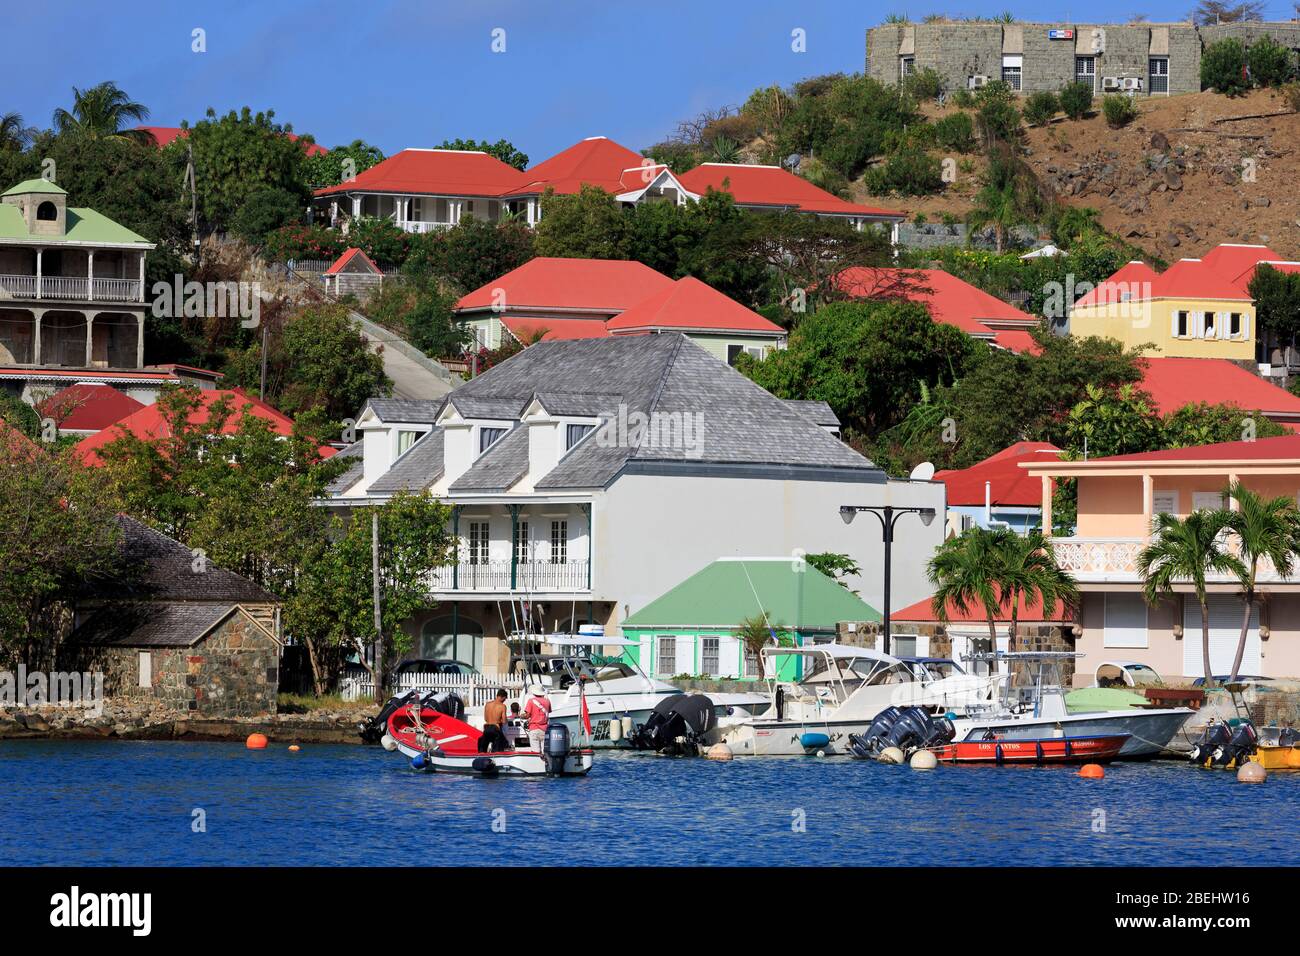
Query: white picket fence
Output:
[[340, 672, 527, 705]]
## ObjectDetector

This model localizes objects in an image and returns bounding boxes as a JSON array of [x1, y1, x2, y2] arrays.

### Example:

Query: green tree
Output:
[[1219, 482, 1299, 682], [1137, 511, 1244, 688], [1058, 81, 1094, 120], [229, 185, 303, 244], [0, 112, 35, 151], [409, 215, 535, 293], [804, 552, 861, 590], [344, 216, 411, 269], [303, 139, 384, 188], [734, 613, 793, 678], [434, 137, 529, 170], [1201, 38, 1250, 95], [1064, 383, 1163, 458], [1161, 403, 1286, 447], [1101, 94, 1139, 129], [966, 181, 1023, 253], [51, 81, 151, 142], [1248, 36, 1293, 86], [993, 529, 1079, 647], [927, 527, 1005, 650], [533, 185, 632, 259], [1023, 91, 1060, 127], [1247, 263, 1300, 354]]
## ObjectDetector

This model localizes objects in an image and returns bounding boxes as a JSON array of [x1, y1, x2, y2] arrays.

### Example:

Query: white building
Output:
[[325, 335, 943, 675]]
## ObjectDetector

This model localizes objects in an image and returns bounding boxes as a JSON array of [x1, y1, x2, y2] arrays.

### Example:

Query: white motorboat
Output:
[[713, 643, 1005, 756], [947, 652, 1196, 759]]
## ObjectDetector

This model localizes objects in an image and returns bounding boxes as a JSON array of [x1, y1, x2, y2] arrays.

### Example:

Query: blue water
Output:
[[1, 740, 1296, 866]]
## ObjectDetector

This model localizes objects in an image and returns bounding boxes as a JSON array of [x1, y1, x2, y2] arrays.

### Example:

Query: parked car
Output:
[[394, 658, 482, 678]]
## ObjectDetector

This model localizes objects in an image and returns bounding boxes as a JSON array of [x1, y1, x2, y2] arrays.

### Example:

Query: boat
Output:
[[385, 694, 592, 777], [481, 631, 769, 750], [932, 734, 1130, 764], [711, 644, 1006, 756], [1254, 726, 1300, 770], [949, 652, 1196, 760]]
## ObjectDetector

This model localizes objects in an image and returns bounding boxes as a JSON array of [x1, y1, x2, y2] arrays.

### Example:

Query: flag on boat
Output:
[[580, 680, 592, 736]]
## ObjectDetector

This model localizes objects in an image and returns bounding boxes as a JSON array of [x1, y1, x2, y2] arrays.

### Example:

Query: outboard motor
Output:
[[630, 694, 717, 755], [429, 691, 465, 721], [1187, 722, 1232, 766], [359, 689, 419, 743], [884, 707, 955, 751], [544, 723, 571, 775], [848, 706, 905, 758], [1213, 720, 1258, 767]]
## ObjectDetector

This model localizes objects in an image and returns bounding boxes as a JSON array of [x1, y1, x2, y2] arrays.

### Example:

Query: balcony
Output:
[[427, 560, 590, 594], [1052, 536, 1292, 584], [0, 274, 144, 304], [396, 220, 453, 234]]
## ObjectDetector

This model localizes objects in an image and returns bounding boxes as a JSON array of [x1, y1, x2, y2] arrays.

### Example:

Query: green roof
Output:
[[623, 558, 880, 631], [0, 204, 152, 246], [2, 179, 68, 197]]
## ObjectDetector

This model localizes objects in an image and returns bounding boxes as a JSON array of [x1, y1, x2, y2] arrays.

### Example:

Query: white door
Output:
[[1192, 491, 1226, 512], [1182, 595, 1259, 677], [675, 636, 696, 676], [1152, 490, 1178, 516], [715, 634, 741, 679], [1103, 593, 1148, 648]]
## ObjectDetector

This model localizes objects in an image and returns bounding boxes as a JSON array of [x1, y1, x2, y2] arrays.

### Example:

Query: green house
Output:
[[620, 557, 880, 681]]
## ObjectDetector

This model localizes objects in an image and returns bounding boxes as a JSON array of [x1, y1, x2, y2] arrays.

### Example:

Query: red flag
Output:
[[580, 681, 592, 736]]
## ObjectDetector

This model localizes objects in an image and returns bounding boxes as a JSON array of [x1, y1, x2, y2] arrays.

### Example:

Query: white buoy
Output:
[[815, 750, 826, 758], [706, 742, 734, 761], [910, 749, 938, 770], [380, 733, 397, 752], [879, 746, 906, 765], [621, 716, 634, 738], [1237, 760, 1267, 783], [608, 717, 623, 742]]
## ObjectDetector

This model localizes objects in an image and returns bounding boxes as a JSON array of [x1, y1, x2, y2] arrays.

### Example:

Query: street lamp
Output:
[[839, 504, 936, 655]]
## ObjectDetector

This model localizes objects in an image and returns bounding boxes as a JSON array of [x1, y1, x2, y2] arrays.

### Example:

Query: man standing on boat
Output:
[[524, 686, 551, 752], [479, 689, 510, 753]]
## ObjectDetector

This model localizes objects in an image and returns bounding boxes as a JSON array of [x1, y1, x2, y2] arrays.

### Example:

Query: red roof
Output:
[[1087, 433, 1300, 464], [991, 329, 1043, 354], [324, 247, 380, 275], [1200, 243, 1282, 284], [36, 384, 144, 433], [501, 316, 611, 342], [507, 137, 647, 196], [1072, 261, 1158, 309], [75, 388, 335, 465], [894, 592, 1074, 624], [455, 257, 675, 314], [832, 267, 1039, 349], [1150, 258, 1251, 301], [935, 441, 1062, 507], [605, 277, 783, 334], [315, 148, 526, 198], [1138, 356, 1300, 418], [677, 163, 905, 219], [137, 125, 328, 156]]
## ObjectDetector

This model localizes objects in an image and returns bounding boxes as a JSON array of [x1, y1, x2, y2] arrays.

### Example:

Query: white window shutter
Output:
[[1171, 313, 1180, 337]]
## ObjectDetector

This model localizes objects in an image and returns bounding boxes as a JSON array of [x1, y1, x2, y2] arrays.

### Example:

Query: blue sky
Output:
[[7, 1, 1300, 162]]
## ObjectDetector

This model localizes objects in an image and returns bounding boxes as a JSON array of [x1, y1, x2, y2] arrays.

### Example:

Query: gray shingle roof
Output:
[[71, 603, 240, 647], [444, 394, 529, 420], [450, 424, 529, 492], [324, 442, 365, 495], [369, 430, 445, 493], [783, 399, 840, 428], [363, 398, 446, 423]]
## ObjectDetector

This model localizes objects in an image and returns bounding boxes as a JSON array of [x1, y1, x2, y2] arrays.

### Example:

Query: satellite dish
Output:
[[909, 461, 936, 481]]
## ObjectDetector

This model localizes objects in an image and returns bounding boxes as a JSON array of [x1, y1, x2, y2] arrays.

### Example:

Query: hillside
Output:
[[853, 88, 1300, 261]]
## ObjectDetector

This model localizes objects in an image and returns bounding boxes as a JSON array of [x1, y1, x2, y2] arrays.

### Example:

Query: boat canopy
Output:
[[761, 642, 901, 666], [540, 634, 640, 648]]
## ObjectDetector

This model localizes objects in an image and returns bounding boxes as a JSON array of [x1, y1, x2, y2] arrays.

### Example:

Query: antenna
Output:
[[909, 461, 936, 481]]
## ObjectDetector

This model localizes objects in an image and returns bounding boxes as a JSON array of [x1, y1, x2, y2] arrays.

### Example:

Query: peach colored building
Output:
[[1024, 435, 1300, 684]]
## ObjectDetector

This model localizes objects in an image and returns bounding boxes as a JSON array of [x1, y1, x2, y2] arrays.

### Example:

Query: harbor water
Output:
[[2, 740, 1297, 866]]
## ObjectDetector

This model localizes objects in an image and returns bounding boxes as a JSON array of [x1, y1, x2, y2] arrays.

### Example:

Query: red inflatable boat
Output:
[[932, 733, 1129, 764]]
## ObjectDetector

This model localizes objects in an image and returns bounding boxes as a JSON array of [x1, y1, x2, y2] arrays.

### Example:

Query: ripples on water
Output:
[[0, 740, 1295, 866]]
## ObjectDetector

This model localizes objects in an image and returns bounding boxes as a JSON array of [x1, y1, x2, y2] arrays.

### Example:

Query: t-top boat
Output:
[[711, 643, 1006, 756], [386, 693, 592, 777], [947, 651, 1196, 760]]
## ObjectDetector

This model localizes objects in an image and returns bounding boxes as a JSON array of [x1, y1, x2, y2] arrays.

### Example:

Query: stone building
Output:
[[866, 20, 1300, 97], [66, 516, 283, 717]]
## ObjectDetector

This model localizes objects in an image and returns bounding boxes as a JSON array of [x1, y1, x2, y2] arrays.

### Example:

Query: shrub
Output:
[[1059, 82, 1094, 120], [1248, 37, 1293, 87], [977, 97, 1021, 142], [1201, 38, 1249, 95], [1101, 94, 1139, 129], [949, 88, 976, 108], [902, 67, 946, 101], [933, 111, 976, 152], [1023, 91, 1060, 127], [864, 146, 945, 196], [230, 186, 303, 245], [263, 223, 346, 264], [1283, 81, 1300, 113]]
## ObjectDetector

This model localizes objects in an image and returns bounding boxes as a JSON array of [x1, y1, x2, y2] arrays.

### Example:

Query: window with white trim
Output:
[[138, 651, 152, 688], [1103, 594, 1149, 648], [565, 423, 594, 450], [1149, 57, 1169, 94], [656, 636, 677, 676], [396, 430, 422, 456], [1002, 55, 1023, 91], [550, 520, 568, 564], [1174, 310, 1190, 337], [467, 521, 490, 565], [701, 637, 720, 676], [479, 427, 506, 454], [899, 56, 916, 80], [514, 520, 530, 564], [1228, 312, 1243, 338], [1203, 311, 1217, 339], [1076, 56, 1096, 90]]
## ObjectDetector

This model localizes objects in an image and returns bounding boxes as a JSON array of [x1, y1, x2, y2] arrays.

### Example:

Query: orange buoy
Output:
[[1078, 763, 1105, 779], [245, 733, 268, 750], [288, 745, 301, 752]]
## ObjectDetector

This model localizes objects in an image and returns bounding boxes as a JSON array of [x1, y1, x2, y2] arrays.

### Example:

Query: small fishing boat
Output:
[[931, 733, 1130, 765], [386, 696, 593, 777], [1254, 727, 1300, 770]]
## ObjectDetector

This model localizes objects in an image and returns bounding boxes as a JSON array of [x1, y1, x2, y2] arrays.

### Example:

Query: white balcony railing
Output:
[[426, 560, 590, 593], [396, 219, 453, 234], [1052, 536, 1291, 584], [0, 274, 142, 302]]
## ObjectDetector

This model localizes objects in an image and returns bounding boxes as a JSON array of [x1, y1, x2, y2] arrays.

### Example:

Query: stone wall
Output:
[[76, 613, 279, 718]]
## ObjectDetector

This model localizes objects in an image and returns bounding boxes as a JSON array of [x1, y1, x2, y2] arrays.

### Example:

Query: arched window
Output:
[[36, 201, 58, 221], [420, 614, 484, 669]]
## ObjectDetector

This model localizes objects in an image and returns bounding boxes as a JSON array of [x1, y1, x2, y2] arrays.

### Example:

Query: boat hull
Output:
[[425, 749, 594, 777], [933, 734, 1129, 764], [1254, 745, 1300, 771], [715, 717, 879, 756], [952, 708, 1195, 759]]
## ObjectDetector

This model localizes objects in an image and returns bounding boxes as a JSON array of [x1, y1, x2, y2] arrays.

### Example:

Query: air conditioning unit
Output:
[[1122, 76, 1143, 91], [968, 74, 989, 89], [1102, 76, 1121, 91]]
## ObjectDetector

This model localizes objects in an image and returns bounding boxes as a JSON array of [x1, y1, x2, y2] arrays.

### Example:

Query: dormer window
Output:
[[479, 427, 506, 453], [565, 423, 595, 450], [36, 201, 58, 221], [396, 430, 424, 456]]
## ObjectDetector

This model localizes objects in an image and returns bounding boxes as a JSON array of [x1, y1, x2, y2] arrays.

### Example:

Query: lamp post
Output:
[[839, 504, 937, 655]]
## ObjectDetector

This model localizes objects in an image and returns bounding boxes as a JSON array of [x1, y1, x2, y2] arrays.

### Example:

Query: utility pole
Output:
[[259, 323, 268, 400], [372, 509, 384, 703]]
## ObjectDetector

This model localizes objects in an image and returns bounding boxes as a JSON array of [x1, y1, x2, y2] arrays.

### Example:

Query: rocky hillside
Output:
[[854, 88, 1300, 261]]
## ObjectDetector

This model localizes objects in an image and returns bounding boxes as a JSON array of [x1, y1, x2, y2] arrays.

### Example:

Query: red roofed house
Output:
[[890, 591, 1076, 670], [455, 258, 785, 362], [934, 441, 1063, 535], [831, 266, 1042, 353], [1137, 355, 1300, 431], [320, 247, 383, 297], [1024, 434, 1300, 682], [36, 383, 144, 437], [137, 126, 328, 156], [312, 135, 906, 239], [75, 387, 335, 466], [1069, 243, 1300, 363]]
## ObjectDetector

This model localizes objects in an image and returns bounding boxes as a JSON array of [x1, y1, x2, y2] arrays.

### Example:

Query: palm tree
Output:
[[736, 613, 792, 678], [1219, 482, 1299, 682], [996, 530, 1079, 650], [966, 181, 1023, 253], [709, 134, 742, 164], [51, 81, 151, 142], [927, 527, 1004, 652], [0, 112, 34, 151], [1137, 511, 1244, 688]]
